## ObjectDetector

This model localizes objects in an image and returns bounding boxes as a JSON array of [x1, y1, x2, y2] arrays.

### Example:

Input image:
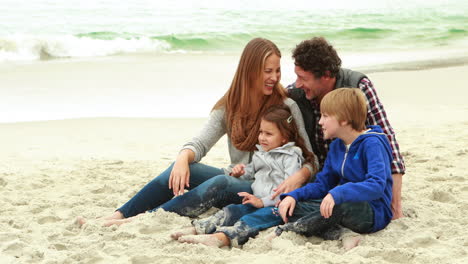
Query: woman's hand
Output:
[[229, 164, 246, 178], [238, 192, 264, 208], [271, 167, 310, 199], [320, 193, 335, 218], [169, 150, 194, 196], [276, 196, 296, 223]]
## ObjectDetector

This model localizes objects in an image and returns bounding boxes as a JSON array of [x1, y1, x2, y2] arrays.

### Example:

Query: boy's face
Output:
[[258, 119, 287, 151], [319, 112, 342, 140]]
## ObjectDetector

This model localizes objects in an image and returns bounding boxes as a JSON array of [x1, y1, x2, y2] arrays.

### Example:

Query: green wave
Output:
[[448, 29, 467, 34], [337, 27, 396, 39]]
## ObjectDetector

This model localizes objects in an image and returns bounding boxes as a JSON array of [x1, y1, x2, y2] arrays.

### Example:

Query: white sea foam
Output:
[[0, 35, 171, 62]]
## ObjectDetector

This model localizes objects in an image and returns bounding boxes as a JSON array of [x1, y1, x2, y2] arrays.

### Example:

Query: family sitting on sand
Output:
[[78, 37, 405, 250]]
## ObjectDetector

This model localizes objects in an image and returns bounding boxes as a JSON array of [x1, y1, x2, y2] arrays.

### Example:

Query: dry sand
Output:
[[1, 65, 467, 263]]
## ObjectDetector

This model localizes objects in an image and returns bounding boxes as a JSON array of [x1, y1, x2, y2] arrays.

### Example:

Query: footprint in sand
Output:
[[0, 177, 7, 187], [38, 216, 61, 224], [429, 190, 455, 203], [139, 225, 165, 234], [2, 240, 27, 257], [414, 158, 429, 163]]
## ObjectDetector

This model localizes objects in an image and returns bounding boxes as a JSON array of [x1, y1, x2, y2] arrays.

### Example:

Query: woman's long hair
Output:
[[213, 38, 286, 152], [262, 104, 317, 172]]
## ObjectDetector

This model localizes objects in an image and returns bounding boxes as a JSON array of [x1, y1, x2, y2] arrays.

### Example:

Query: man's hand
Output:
[[230, 164, 246, 178], [320, 193, 335, 218], [276, 196, 296, 223], [391, 173, 403, 219], [271, 167, 310, 199], [238, 192, 264, 208]]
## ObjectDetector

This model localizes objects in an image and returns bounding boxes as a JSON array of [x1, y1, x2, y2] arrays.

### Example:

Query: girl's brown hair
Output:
[[213, 38, 286, 152], [262, 104, 317, 172]]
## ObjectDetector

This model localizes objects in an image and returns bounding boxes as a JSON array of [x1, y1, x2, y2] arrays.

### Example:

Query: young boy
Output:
[[275, 88, 393, 246]]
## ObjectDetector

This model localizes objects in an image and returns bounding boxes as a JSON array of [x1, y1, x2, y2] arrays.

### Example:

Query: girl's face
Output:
[[258, 119, 287, 151], [262, 54, 281, 96]]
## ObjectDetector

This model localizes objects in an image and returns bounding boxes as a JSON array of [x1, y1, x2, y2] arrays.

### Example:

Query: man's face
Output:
[[294, 65, 326, 100]]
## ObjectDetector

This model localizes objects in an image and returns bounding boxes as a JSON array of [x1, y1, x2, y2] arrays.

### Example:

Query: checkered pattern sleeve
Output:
[[359, 78, 406, 175]]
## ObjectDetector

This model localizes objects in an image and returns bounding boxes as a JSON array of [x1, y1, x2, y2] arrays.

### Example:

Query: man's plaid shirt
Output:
[[288, 78, 405, 175]]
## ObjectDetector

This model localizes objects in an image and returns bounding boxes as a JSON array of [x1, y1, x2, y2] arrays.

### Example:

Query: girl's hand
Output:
[[169, 152, 191, 196], [229, 164, 246, 177], [320, 193, 335, 218], [277, 196, 296, 223], [238, 192, 263, 208]]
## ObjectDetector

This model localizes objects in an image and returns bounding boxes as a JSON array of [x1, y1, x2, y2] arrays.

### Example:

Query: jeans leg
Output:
[[117, 162, 223, 218], [158, 175, 253, 218], [276, 200, 374, 237], [217, 206, 283, 246]]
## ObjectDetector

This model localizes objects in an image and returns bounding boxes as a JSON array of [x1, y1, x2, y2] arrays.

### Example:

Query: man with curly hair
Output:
[[273, 37, 405, 220]]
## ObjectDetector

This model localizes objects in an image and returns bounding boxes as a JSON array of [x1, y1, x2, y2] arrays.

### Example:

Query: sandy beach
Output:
[[1, 61, 467, 263]]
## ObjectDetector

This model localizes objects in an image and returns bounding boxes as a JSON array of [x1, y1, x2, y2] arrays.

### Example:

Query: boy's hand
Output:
[[320, 193, 335, 218], [277, 196, 296, 223], [229, 164, 246, 177], [238, 192, 263, 208]]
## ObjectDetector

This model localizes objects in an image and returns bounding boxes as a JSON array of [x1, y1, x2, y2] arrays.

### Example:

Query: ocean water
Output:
[[1, 0, 467, 122], [1, 0, 467, 63]]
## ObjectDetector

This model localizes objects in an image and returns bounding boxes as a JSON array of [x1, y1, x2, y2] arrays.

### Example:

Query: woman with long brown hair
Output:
[[85, 38, 317, 227]]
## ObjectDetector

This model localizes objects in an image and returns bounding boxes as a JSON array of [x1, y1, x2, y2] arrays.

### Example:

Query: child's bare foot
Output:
[[177, 233, 228, 248], [171, 227, 197, 240], [342, 234, 361, 251], [75, 216, 87, 227]]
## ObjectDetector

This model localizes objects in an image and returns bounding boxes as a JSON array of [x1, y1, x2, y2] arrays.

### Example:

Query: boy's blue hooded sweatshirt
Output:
[[282, 125, 393, 232]]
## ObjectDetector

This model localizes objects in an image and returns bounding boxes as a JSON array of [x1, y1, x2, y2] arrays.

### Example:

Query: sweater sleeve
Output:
[[329, 138, 390, 204], [181, 109, 227, 163]]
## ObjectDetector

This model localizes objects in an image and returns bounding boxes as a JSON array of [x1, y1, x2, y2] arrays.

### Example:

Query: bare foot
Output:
[[75, 216, 87, 227], [177, 234, 228, 248], [171, 227, 197, 240], [342, 235, 361, 251], [101, 211, 124, 221], [103, 218, 133, 227]]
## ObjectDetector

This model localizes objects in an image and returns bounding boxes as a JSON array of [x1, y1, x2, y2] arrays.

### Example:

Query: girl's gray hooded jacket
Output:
[[240, 142, 304, 207]]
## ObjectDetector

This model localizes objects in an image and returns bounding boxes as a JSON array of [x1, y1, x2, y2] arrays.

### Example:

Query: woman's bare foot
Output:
[[103, 217, 133, 227], [342, 234, 361, 251], [171, 227, 197, 240], [177, 233, 229, 248], [101, 211, 124, 221]]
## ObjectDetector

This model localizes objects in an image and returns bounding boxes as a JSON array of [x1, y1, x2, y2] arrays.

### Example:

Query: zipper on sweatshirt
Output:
[[341, 148, 349, 178]]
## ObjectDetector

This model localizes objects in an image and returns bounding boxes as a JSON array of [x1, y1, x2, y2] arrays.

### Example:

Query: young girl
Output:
[[171, 104, 317, 247]]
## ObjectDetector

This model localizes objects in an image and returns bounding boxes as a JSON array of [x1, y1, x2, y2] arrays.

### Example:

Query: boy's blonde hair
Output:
[[320, 88, 367, 131]]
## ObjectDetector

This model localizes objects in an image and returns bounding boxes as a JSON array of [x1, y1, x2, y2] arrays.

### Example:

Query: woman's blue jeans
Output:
[[117, 162, 253, 218]]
